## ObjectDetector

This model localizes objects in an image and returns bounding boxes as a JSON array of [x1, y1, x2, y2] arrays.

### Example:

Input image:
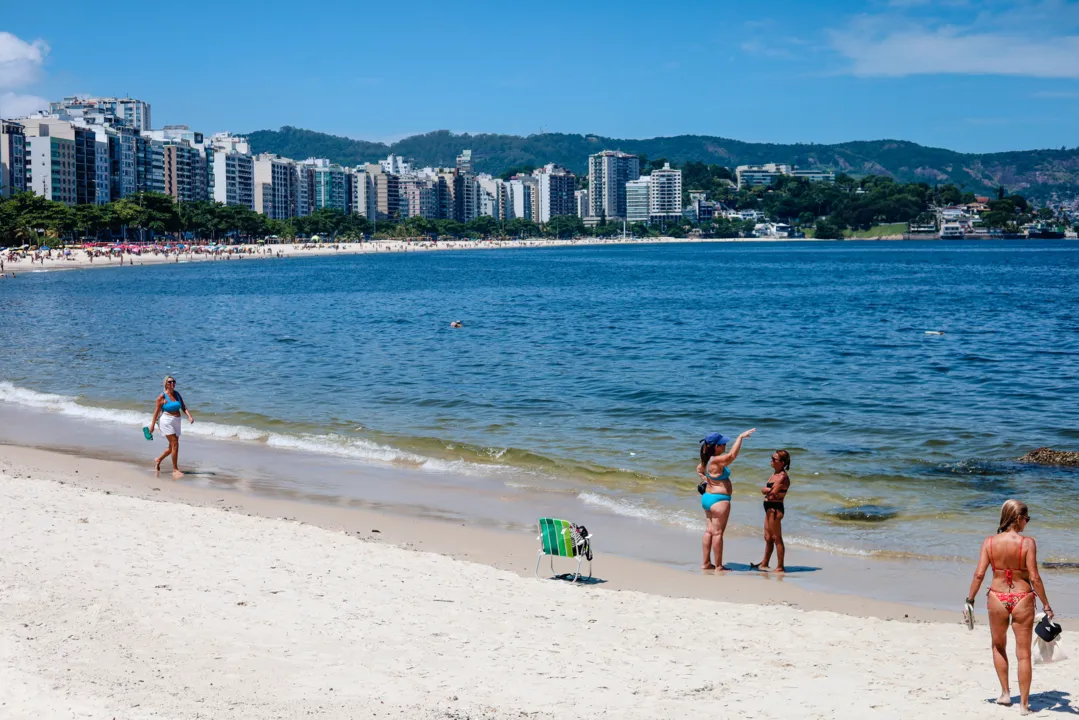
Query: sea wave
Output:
[[0, 381, 513, 476]]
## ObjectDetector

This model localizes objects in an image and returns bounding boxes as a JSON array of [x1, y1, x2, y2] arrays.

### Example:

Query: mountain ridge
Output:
[[246, 126, 1079, 200]]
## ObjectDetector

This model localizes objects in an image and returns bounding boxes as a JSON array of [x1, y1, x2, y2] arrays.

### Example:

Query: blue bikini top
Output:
[[160, 392, 182, 413], [703, 465, 730, 482]]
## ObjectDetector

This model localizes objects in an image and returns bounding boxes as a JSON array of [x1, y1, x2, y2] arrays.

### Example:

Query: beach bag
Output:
[[697, 481, 707, 495], [1033, 613, 1067, 665], [570, 523, 593, 562]]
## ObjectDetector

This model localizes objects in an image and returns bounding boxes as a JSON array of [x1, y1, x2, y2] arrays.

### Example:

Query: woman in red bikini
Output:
[[966, 500, 1054, 716]]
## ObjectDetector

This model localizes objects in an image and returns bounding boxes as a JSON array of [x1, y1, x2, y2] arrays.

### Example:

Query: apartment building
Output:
[[588, 150, 639, 220], [534, 164, 576, 222], [254, 154, 294, 219], [212, 150, 255, 209], [649, 162, 682, 223], [1, 120, 28, 198], [735, 163, 835, 190], [574, 189, 588, 219], [135, 135, 165, 194], [626, 176, 651, 224], [50, 96, 152, 131], [26, 131, 77, 205]]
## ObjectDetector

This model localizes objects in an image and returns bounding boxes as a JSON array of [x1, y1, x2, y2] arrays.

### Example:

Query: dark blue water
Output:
[[2, 240, 1077, 562]]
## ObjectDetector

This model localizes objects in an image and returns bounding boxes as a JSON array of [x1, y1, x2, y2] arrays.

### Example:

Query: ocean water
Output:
[[1, 240, 1077, 568]]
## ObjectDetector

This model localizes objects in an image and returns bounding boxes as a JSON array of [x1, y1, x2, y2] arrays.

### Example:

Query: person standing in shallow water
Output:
[[148, 376, 194, 477], [966, 500, 1054, 716], [697, 429, 755, 570], [751, 449, 790, 572]]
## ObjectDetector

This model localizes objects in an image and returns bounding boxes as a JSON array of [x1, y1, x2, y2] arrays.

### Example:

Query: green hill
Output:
[[246, 127, 1079, 200]]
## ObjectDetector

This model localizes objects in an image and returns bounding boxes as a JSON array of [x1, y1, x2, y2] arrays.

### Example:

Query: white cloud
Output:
[[0, 32, 49, 90], [829, 15, 1079, 78], [0, 91, 49, 117]]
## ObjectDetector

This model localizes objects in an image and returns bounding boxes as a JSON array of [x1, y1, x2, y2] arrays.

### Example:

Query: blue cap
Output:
[[701, 432, 731, 446]]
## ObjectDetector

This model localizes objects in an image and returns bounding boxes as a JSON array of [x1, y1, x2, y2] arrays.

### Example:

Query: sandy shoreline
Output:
[[1, 445, 1073, 718], [4, 235, 831, 273]]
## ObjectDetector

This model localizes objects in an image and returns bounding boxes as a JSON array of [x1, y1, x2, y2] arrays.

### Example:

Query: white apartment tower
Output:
[[649, 162, 683, 223], [626, 177, 651, 224], [254, 154, 294, 219], [49, 96, 152, 131], [212, 150, 255, 209], [588, 150, 639, 220]]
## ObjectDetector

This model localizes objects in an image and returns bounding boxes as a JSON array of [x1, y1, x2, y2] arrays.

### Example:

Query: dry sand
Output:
[[4, 235, 816, 273], [1, 446, 1072, 719]]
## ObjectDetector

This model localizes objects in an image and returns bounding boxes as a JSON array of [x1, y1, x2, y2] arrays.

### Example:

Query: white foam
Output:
[[578, 492, 700, 531], [0, 381, 516, 477]]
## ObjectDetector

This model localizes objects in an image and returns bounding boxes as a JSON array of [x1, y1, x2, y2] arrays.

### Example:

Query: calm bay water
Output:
[[2, 240, 1077, 565]]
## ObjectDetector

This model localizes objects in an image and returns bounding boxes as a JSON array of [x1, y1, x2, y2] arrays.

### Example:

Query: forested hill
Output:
[[247, 126, 1079, 200]]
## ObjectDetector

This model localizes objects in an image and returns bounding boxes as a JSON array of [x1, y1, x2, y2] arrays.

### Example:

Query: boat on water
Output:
[[1026, 222, 1066, 240], [939, 222, 965, 239]]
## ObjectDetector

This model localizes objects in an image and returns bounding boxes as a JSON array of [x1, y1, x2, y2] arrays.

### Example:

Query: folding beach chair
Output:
[[535, 518, 593, 582]]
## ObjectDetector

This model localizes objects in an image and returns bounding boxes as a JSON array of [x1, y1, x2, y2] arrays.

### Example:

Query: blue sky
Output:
[[2, 0, 1078, 153]]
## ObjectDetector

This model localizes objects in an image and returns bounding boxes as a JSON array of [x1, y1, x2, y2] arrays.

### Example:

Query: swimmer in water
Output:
[[450, 320, 463, 328]]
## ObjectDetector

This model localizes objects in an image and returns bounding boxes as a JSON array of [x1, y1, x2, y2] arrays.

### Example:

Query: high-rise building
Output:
[[399, 176, 439, 219], [108, 126, 138, 200], [454, 172, 479, 223], [533, 164, 576, 222], [372, 167, 400, 219], [477, 175, 505, 220], [348, 167, 373, 219], [302, 158, 348, 212], [253, 154, 294, 219], [508, 175, 539, 221], [162, 141, 207, 204], [588, 150, 639, 220], [649, 162, 682, 223], [26, 130, 77, 205], [574, 189, 589, 219], [49, 96, 152, 131], [1, 120, 28, 198], [212, 150, 255, 209], [19, 118, 101, 205], [292, 162, 316, 218], [135, 135, 165, 194], [379, 154, 411, 175], [626, 177, 651, 224], [456, 149, 473, 174]]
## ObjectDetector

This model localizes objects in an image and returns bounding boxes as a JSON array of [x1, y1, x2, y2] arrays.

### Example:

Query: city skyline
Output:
[[3, 1, 1079, 154]]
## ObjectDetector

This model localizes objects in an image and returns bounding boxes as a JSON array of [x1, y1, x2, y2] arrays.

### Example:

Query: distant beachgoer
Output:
[[450, 320, 463, 328], [148, 376, 195, 477], [697, 428, 756, 570], [751, 450, 791, 572], [966, 500, 1054, 715]]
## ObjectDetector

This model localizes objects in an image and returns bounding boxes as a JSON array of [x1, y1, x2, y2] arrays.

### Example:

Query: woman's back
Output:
[[987, 532, 1032, 590]]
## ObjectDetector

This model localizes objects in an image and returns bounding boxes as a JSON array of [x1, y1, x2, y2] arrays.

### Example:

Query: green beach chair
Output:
[[536, 518, 593, 582]]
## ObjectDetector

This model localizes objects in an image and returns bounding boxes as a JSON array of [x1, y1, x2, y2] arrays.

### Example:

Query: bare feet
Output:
[[1020, 704, 1031, 716], [774, 567, 787, 573], [154, 459, 162, 472], [996, 693, 1012, 706], [172, 470, 184, 479], [751, 563, 770, 571], [702, 564, 716, 570]]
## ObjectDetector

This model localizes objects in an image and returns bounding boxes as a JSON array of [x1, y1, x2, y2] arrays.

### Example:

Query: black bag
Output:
[[1036, 614, 1062, 643], [697, 481, 707, 495], [570, 523, 593, 562]]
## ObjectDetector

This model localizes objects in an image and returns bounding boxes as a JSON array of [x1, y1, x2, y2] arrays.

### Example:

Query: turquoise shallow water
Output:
[[1, 240, 1077, 565]]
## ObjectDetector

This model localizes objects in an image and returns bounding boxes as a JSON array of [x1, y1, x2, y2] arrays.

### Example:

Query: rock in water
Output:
[[1017, 447, 1079, 467], [832, 505, 900, 522]]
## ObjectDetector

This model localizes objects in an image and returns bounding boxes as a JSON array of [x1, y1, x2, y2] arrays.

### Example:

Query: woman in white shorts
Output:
[[149, 376, 194, 477]]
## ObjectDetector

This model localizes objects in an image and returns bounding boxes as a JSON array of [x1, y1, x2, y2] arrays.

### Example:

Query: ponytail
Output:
[[775, 449, 791, 472], [998, 499, 1028, 534], [700, 442, 716, 470]]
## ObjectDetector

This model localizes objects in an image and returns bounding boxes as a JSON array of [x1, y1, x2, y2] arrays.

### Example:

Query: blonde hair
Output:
[[163, 376, 176, 386], [998, 499, 1029, 534]]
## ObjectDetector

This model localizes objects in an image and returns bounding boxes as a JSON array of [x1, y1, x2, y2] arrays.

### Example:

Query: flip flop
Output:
[[142, 426, 153, 441], [963, 601, 975, 630]]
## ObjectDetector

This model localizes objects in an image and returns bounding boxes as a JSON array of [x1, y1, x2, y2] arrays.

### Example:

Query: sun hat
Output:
[[701, 432, 731, 446], [1035, 614, 1062, 643]]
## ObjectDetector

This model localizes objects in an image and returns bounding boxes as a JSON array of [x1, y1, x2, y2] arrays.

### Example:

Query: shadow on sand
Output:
[[720, 562, 821, 574]]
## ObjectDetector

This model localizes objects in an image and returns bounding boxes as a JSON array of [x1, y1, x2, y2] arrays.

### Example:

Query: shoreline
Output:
[[12, 233, 1065, 274], [3, 443, 1074, 719]]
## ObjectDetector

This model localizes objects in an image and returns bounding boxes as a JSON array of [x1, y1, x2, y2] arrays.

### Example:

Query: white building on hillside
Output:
[[649, 162, 682, 223]]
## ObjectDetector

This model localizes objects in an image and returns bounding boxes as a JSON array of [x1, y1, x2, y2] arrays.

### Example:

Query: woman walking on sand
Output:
[[751, 450, 790, 573], [697, 429, 755, 570], [148, 376, 194, 477], [966, 500, 1055, 715]]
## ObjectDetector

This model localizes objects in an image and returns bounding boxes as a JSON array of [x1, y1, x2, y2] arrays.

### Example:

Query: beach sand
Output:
[[2, 445, 1072, 719], [4, 235, 818, 273]]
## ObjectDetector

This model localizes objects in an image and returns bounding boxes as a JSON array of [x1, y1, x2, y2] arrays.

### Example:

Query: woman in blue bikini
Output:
[[698, 428, 755, 570], [149, 375, 195, 477]]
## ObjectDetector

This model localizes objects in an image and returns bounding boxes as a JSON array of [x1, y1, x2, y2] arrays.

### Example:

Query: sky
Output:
[[2, 0, 1078, 153]]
